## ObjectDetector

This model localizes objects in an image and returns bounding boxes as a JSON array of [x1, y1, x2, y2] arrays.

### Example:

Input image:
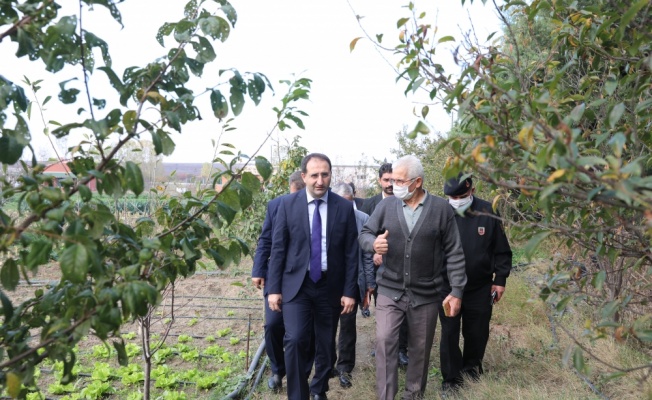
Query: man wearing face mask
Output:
[[359, 155, 467, 400], [439, 173, 512, 394], [360, 162, 410, 367]]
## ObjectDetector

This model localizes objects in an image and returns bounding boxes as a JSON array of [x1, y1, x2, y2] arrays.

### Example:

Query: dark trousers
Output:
[[264, 294, 286, 376], [334, 302, 358, 373], [265, 295, 315, 378], [438, 283, 493, 387], [283, 274, 339, 400]]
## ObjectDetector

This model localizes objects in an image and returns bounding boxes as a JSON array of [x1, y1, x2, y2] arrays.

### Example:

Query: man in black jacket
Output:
[[439, 173, 512, 393]]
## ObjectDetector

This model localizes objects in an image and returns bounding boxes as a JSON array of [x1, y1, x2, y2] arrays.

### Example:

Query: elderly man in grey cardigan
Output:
[[359, 155, 467, 400]]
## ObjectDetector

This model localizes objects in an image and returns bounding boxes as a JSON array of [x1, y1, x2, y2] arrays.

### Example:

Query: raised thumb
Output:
[[379, 229, 389, 238]]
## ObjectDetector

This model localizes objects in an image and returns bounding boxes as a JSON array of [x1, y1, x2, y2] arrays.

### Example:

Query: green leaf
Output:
[[576, 156, 607, 168], [618, 0, 648, 40], [524, 231, 551, 259], [26, 238, 52, 270], [210, 90, 228, 120], [60, 244, 90, 283], [114, 340, 128, 366], [604, 75, 617, 96], [174, 19, 195, 42], [247, 74, 266, 106], [0, 135, 24, 164], [0, 286, 14, 321], [255, 156, 272, 181], [438, 35, 455, 43], [569, 103, 585, 123], [229, 73, 245, 116], [397, 17, 409, 28], [592, 270, 606, 290], [608, 103, 625, 128], [16, 27, 36, 58], [539, 183, 561, 200], [572, 347, 585, 373], [78, 183, 92, 202], [633, 327, 652, 343], [125, 161, 144, 196], [123, 110, 137, 133], [407, 120, 430, 139], [198, 16, 230, 42], [194, 36, 216, 63], [216, 190, 241, 225], [1, 259, 20, 291]]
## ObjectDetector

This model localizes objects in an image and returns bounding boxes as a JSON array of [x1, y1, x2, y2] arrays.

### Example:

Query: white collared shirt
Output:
[[307, 191, 328, 272]]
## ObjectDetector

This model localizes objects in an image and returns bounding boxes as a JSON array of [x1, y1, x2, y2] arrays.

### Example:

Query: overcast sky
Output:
[[2, 0, 503, 166]]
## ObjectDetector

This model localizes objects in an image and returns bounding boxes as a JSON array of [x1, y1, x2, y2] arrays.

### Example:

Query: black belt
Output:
[[307, 270, 328, 279]]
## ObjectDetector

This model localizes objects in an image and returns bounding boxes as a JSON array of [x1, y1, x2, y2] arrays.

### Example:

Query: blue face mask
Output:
[[449, 195, 473, 210]]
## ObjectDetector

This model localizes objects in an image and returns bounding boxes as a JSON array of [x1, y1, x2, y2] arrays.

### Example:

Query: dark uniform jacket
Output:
[[452, 197, 512, 291]]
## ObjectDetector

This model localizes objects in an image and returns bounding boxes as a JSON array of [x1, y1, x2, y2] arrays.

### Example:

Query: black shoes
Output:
[[398, 351, 409, 367], [267, 374, 282, 392], [311, 394, 328, 400], [338, 372, 353, 388]]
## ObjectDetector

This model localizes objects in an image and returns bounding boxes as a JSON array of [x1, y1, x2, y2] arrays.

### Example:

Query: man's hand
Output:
[[362, 287, 374, 310], [442, 294, 462, 317], [373, 253, 383, 266], [373, 230, 389, 255], [268, 294, 282, 312], [341, 296, 356, 314], [252, 277, 265, 290], [491, 285, 506, 303]]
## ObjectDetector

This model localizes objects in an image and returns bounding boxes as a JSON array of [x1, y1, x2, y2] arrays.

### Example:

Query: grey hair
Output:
[[393, 155, 424, 179], [331, 182, 354, 197], [289, 170, 305, 190]]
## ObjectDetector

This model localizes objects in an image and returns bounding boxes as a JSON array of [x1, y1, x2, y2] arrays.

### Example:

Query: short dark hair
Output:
[[378, 162, 392, 178], [289, 171, 305, 190], [301, 153, 332, 173], [348, 181, 356, 194]]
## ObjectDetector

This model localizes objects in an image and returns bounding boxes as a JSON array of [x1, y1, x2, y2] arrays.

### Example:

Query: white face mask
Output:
[[393, 184, 415, 201], [449, 195, 473, 210]]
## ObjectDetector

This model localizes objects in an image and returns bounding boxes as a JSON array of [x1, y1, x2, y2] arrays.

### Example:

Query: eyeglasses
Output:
[[389, 177, 416, 187]]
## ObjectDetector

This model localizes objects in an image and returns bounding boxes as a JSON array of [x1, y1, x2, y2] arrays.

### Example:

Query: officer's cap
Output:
[[443, 173, 473, 196]]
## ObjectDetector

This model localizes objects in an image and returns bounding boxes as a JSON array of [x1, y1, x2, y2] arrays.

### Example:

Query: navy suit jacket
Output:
[[267, 188, 359, 307], [251, 195, 285, 295]]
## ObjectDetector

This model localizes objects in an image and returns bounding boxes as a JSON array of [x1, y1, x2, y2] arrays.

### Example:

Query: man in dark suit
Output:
[[347, 181, 365, 210], [330, 182, 376, 389], [268, 153, 359, 400], [251, 171, 307, 392], [360, 162, 393, 217]]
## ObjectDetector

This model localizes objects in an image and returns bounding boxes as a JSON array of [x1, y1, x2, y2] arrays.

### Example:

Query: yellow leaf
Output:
[[7, 371, 21, 398], [547, 169, 566, 182], [472, 145, 486, 163], [492, 194, 502, 212], [485, 135, 495, 148], [350, 37, 363, 52], [518, 125, 534, 149], [147, 91, 167, 105]]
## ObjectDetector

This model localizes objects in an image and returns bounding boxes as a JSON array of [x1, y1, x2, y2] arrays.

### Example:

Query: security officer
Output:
[[438, 173, 512, 393]]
